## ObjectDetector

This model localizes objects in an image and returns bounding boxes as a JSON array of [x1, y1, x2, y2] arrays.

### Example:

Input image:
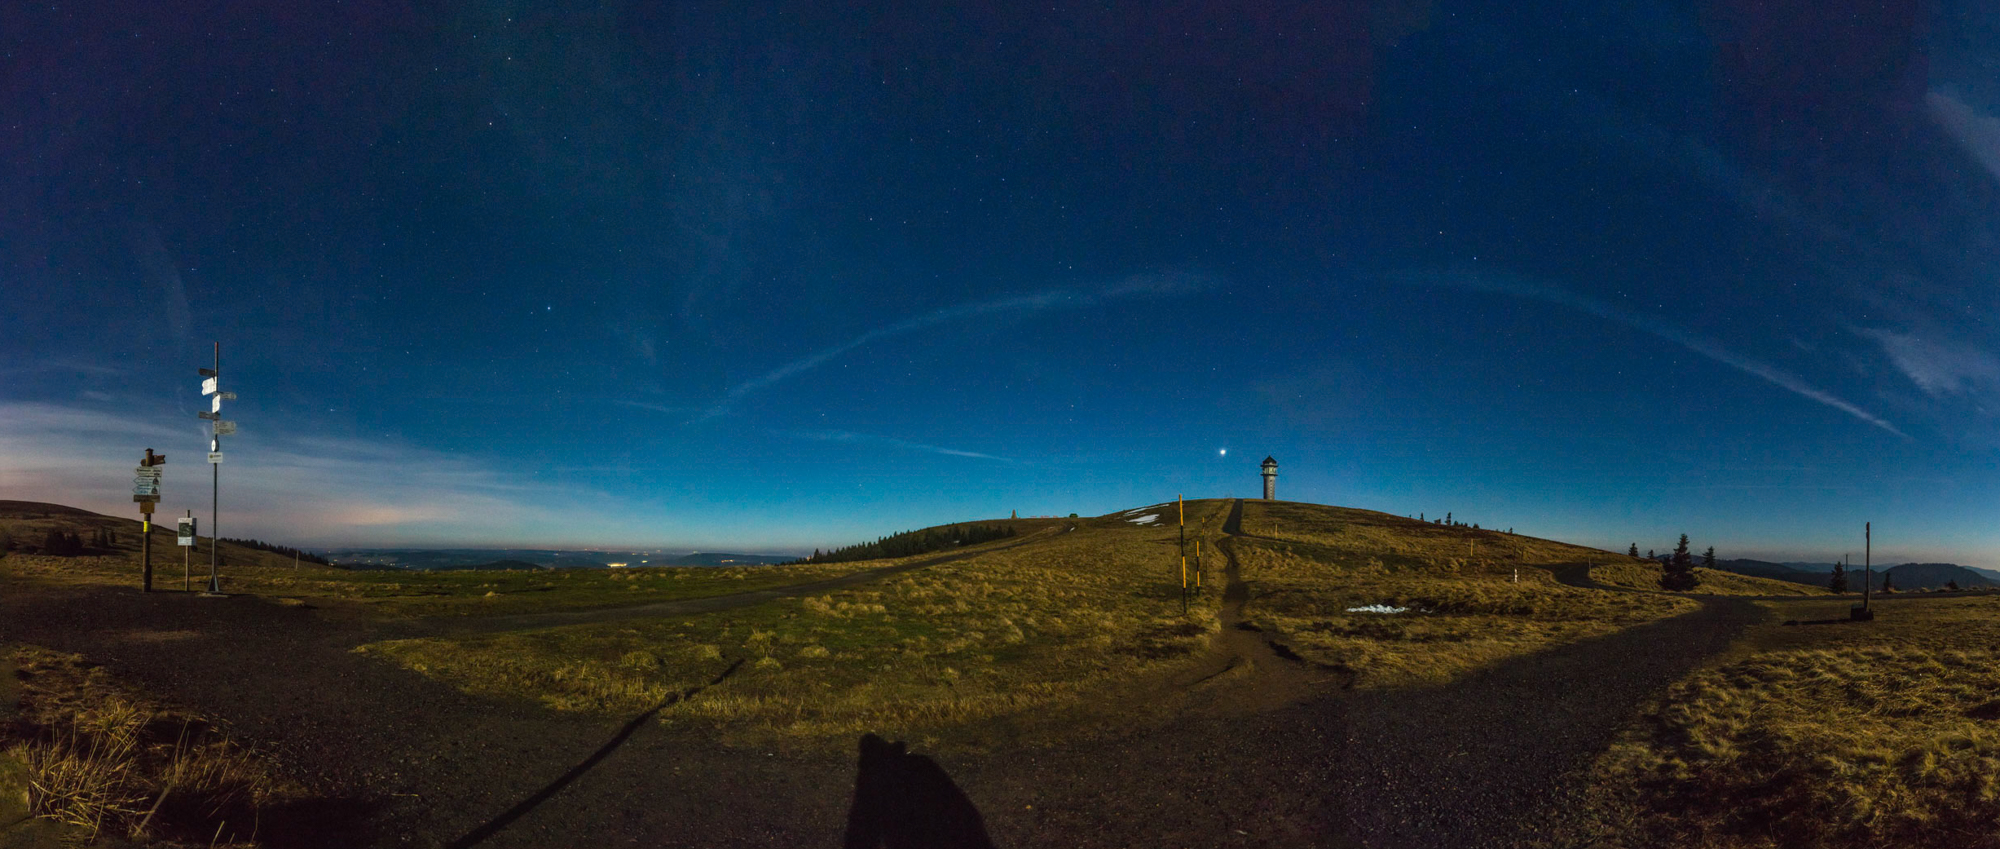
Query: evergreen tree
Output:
[[1946, 579, 1960, 591], [1660, 534, 1700, 591], [1828, 560, 1848, 593], [1445, 512, 1452, 525], [1882, 571, 1894, 593], [1647, 549, 1655, 559], [1702, 546, 1716, 570], [1628, 543, 1640, 558]]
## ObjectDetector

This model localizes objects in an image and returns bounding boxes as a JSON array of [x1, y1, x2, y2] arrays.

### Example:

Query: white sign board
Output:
[[211, 395, 222, 413], [213, 420, 237, 436], [177, 517, 196, 546], [207, 451, 224, 464], [202, 376, 217, 395]]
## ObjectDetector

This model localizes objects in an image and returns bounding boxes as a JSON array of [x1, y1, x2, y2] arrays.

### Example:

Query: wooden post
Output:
[[141, 516, 152, 592], [183, 510, 192, 592], [1178, 495, 1187, 615]]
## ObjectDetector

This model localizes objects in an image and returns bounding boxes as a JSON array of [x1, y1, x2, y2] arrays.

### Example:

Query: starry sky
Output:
[[3, 0, 1996, 564]]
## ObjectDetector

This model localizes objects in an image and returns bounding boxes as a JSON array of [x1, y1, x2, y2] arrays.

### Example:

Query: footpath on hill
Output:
[[2, 503, 1774, 848]]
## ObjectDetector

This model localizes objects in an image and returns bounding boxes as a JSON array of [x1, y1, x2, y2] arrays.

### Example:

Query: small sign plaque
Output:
[[177, 517, 196, 546], [207, 452, 224, 463], [213, 421, 237, 436], [199, 411, 219, 421], [202, 376, 217, 395], [211, 395, 222, 413]]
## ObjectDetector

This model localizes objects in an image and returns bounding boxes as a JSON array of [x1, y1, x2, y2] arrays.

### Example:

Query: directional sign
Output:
[[202, 376, 217, 395], [133, 495, 156, 504], [199, 411, 219, 421], [218, 391, 237, 401], [211, 395, 222, 413], [207, 452, 224, 463], [213, 420, 238, 436], [177, 517, 196, 546]]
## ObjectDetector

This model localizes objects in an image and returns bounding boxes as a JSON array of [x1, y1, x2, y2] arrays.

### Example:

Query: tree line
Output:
[[1627, 535, 1708, 591], [220, 537, 331, 566], [793, 524, 1018, 565]]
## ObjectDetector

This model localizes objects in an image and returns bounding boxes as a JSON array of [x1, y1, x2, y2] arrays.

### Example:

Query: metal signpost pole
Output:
[[181, 511, 194, 592], [198, 342, 236, 597]]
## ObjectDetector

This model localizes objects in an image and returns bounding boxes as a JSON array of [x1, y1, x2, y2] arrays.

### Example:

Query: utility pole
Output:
[[1853, 522, 1876, 621]]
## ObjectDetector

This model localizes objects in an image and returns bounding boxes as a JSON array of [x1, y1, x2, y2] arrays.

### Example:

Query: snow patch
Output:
[[1127, 514, 1160, 525], [1345, 604, 1409, 614]]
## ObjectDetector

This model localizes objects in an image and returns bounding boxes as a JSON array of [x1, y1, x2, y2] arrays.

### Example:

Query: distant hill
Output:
[[1712, 558, 1820, 585], [1872, 563, 1997, 591], [661, 553, 794, 566], [1698, 558, 1997, 592], [456, 559, 549, 571], [0, 500, 344, 571]]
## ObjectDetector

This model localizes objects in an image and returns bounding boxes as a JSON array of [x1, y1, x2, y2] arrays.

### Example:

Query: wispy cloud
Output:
[[778, 429, 1016, 462], [1859, 329, 2000, 399], [0, 401, 609, 547], [1401, 270, 1910, 439], [698, 271, 1210, 420], [1928, 90, 2000, 186]]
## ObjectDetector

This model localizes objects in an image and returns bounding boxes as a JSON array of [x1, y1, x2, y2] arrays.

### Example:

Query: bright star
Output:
[[1219, 448, 1227, 456]]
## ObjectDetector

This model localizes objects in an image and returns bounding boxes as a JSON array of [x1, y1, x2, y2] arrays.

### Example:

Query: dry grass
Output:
[[362, 502, 1232, 748], [1587, 561, 1831, 596], [2, 644, 300, 846], [1235, 501, 1695, 686], [1575, 595, 2000, 849]]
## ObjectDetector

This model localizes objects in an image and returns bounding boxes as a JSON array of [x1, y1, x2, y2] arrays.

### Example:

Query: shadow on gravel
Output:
[[257, 797, 384, 849], [442, 659, 745, 849], [842, 733, 994, 849]]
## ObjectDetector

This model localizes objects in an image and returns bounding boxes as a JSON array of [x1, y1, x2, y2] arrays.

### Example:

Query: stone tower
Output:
[[1261, 456, 1278, 500]]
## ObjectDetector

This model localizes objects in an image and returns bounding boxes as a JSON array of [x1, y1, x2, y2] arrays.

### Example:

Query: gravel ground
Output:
[[0, 507, 1769, 848]]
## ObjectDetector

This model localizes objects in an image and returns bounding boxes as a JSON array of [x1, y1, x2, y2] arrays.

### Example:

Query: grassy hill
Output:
[[364, 498, 1702, 748], [1588, 562, 1831, 596], [1230, 501, 1698, 685]]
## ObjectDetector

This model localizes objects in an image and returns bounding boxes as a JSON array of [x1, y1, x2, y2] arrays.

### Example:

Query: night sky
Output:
[[4, 1, 1995, 564]]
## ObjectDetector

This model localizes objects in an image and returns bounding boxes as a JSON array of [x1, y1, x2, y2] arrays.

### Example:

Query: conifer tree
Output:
[[1828, 560, 1847, 593], [1882, 571, 1894, 593], [1660, 534, 1700, 591], [1946, 579, 1959, 591], [1702, 546, 1716, 570], [1628, 543, 1640, 558]]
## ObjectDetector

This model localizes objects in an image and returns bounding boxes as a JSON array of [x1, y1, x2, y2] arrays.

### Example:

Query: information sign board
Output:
[[213, 421, 237, 436], [177, 517, 196, 546], [202, 376, 217, 395], [207, 452, 224, 463]]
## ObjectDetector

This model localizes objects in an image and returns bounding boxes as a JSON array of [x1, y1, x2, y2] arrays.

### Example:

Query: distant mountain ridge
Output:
[[324, 548, 797, 570], [1702, 558, 1997, 591]]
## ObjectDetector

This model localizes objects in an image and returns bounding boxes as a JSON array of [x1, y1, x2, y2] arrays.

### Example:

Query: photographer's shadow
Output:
[[842, 733, 996, 849]]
